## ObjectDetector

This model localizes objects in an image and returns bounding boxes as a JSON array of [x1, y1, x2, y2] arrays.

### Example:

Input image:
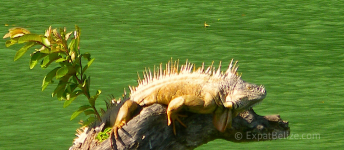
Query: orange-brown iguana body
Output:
[[110, 59, 266, 145]]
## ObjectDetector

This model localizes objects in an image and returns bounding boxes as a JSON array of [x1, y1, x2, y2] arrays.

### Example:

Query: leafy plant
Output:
[[95, 127, 112, 142], [3, 26, 102, 125]]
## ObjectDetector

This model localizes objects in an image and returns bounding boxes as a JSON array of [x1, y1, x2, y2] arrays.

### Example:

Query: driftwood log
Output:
[[69, 104, 289, 150]]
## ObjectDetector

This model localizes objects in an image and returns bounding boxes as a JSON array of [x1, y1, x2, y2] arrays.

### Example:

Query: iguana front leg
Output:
[[110, 100, 139, 140], [167, 95, 217, 135]]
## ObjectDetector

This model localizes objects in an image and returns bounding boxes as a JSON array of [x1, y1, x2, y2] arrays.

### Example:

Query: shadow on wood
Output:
[[70, 104, 289, 150]]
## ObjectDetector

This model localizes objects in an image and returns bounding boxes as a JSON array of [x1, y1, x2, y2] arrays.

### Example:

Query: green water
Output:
[[1, 0, 343, 149]]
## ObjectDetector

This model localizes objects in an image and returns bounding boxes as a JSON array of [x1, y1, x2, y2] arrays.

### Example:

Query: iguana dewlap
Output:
[[110, 59, 266, 141]]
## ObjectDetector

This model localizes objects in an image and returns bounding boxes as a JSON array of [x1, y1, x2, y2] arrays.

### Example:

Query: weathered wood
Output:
[[69, 104, 289, 150]]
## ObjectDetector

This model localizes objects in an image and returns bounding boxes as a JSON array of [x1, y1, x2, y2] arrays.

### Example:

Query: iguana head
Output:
[[213, 61, 266, 132], [214, 79, 266, 132], [224, 80, 266, 112], [220, 60, 266, 112]]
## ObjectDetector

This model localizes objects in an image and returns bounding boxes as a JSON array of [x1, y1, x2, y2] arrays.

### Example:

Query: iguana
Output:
[[110, 59, 267, 143]]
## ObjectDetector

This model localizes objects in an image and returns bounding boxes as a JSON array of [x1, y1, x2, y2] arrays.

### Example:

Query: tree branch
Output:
[[69, 104, 289, 150]]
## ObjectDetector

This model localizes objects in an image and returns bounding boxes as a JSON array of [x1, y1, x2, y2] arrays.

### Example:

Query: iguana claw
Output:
[[168, 114, 187, 135], [109, 127, 118, 148]]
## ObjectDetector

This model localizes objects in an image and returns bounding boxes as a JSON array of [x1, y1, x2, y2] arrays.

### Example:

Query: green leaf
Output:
[[89, 90, 101, 107], [37, 46, 50, 54], [89, 97, 96, 107], [30, 51, 48, 69], [41, 36, 50, 47], [55, 57, 66, 63], [70, 105, 92, 120], [72, 54, 80, 67], [56, 87, 67, 100], [83, 76, 90, 98], [5, 39, 18, 47], [70, 112, 82, 121], [82, 116, 96, 126], [40, 53, 61, 68], [72, 76, 78, 83], [68, 39, 75, 53], [56, 66, 69, 79], [82, 53, 91, 61], [42, 67, 60, 91], [63, 89, 83, 107], [96, 89, 101, 95], [63, 96, 77, 108], [73, 90, 83, 96], [52, 80, 67, 99], [66, 83, 78, 93], [74, 39, 79, 54], [14, 42, 36, 61], [82, 58, 95, 73], [17, 34, 42, 44], [82, 74, 87, 82], [56, 66, 76, 79], [84, 109, 95, 115]]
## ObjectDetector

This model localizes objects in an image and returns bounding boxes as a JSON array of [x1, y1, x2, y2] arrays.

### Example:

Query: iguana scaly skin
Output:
[[111, 59, 266, 142]]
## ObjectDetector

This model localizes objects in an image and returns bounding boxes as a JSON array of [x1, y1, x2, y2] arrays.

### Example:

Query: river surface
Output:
[[1, 0, 343, 149]]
